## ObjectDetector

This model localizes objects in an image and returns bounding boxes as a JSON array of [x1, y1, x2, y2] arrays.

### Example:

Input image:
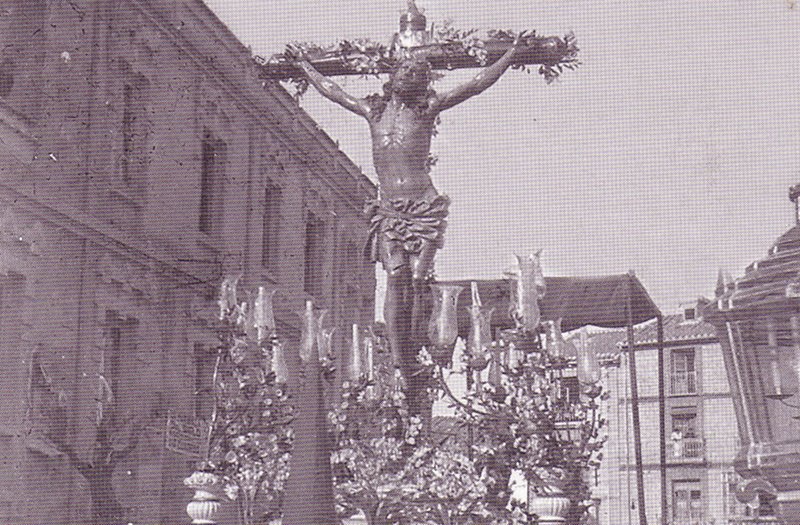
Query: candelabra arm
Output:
[[434, 365, 509, 422]]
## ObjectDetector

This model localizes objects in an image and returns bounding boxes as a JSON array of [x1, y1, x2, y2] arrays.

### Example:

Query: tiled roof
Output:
[[568, 314, 719, 356], [632, 314, 718, 345]]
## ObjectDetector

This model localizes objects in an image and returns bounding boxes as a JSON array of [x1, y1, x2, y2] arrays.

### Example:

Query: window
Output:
[[671, 410, 704, 458], [343, 240, 361, 275], [199, 132, 226, 233], [340, 241, 363, 324], [671, 348, 697, 394], [672, 412, 697, 438], [304, 211, 326, 298], [261, 181, 282, 268], [683, 308, 696, 321], [107, 313, 123, 392], [103, 310, 138, 422], [121, 76, 149, 185], [673, 483, 703, 525]]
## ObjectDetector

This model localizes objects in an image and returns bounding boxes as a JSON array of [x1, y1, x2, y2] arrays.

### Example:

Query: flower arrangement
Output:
[[330, 363, 499, 525], [198, 277, 293, 525], [197, 266, 604, 525], [431, 326, 606, 524], [183, 471, 220, 489], [327, 266, 605, 524]]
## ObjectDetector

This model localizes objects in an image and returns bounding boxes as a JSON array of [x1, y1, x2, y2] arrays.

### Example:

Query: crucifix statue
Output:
[[293, 13, 525, 411], [261, 1, 577, 417], [262, 3, 578, 523], [269, 0, 577, 414]]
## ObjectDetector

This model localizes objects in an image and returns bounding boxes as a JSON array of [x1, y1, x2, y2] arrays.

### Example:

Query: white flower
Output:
[[224, 483, 239, 501], [183, 471, 220, 488]]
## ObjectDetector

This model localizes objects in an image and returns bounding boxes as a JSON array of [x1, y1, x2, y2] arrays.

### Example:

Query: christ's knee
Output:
[[386, 263, 411, 280], [411, 276, 428, 295], [383, 248, 410, 280], [411, 241, 438, 282]]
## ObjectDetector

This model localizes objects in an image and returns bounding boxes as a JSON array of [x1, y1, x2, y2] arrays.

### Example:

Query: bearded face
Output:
[[390, 59, 431, 100]]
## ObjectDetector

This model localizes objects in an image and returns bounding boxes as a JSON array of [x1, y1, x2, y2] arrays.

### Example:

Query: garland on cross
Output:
[[256, 1, 579, 94]]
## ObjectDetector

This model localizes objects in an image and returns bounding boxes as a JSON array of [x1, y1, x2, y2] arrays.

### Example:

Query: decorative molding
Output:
[[0, 182, 203, 287], [97, 254, 158, 301]]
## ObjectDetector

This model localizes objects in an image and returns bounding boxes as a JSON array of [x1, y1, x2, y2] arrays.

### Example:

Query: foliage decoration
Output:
[[330, 362, 502, 525], [196, 275, 604, 525], [431, 20, 489, 67], [198, 290, 293, 525], [258, 23, 579, 98], [431, 330, 606, 524]]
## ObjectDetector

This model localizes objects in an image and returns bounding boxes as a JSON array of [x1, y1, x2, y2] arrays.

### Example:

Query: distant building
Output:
[[705, 183, 800, 523], [583, 303, 747, 525], [0, 1, 374, 524]]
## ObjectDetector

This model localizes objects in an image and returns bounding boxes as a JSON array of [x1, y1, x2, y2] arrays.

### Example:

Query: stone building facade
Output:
[[587, 305, 748, 525], [0, 0, 375, 523]]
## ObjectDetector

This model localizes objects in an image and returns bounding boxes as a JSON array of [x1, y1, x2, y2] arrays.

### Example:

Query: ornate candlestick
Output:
[[427, 283, 465, 365]]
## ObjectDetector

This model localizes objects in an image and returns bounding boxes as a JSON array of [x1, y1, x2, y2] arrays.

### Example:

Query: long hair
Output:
[[366, 58, 436, 118]]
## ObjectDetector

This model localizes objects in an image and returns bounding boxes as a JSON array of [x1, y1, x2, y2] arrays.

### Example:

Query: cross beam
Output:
[[258, 35, 576, 80]]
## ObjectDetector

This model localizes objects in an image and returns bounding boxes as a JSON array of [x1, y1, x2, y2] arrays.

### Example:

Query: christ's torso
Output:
[[370, 100, 438, 201]]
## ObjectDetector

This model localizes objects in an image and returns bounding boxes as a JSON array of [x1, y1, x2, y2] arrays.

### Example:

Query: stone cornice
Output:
[[616, 391, 733, 404], [0, 182, 203, 285], [616, 460, 734, 471], [620, 336, 720, 350]]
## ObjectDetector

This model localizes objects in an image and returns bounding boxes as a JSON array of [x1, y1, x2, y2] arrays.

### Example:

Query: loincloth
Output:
[[364, 195, 450, 263]]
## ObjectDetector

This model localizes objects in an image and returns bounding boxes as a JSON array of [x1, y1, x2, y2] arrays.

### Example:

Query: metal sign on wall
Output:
[[165, 412, 208, 459]]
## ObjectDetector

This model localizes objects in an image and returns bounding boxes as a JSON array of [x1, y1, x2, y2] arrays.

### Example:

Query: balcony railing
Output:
[[670, 437, 705, 460], [728, 518, 781, 525], [671, 371, 697, 395]]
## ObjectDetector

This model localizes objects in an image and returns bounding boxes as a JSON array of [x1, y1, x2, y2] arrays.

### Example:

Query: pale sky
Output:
[[205, 0, 800, 311]]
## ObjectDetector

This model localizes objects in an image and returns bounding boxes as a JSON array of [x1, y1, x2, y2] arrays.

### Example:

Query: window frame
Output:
[[199, 131, 226, 235], [261, 179, 282, 269], [670, 347, 697, 395], [120, 73, 150, 187], [303, 210, 327, 299], [672, 480, 703, 525]]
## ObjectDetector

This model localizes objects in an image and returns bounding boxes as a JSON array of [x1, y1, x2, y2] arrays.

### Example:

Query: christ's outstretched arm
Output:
[[296, 60, 372, 118], [430, 36, 525, 113]]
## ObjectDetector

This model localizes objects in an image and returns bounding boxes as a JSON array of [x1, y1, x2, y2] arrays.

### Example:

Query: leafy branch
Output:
[[259, 23, 580, 97]]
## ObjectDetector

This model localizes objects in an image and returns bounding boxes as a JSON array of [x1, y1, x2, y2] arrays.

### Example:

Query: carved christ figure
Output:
[[295, 36, 525, 387]]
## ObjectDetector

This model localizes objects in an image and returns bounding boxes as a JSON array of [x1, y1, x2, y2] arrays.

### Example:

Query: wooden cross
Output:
[[257, 0, 577, 81]]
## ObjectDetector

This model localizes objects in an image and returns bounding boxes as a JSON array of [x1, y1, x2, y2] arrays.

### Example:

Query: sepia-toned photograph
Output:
[[0, 1, 798, 524]]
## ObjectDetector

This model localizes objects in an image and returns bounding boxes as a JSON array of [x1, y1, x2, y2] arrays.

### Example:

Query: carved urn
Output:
[[184, 471, 222, 525]]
